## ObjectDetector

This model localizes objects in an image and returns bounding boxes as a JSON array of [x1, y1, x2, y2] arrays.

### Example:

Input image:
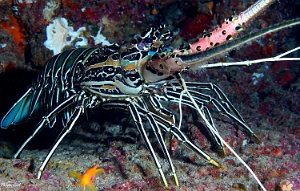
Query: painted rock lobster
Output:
[[1, 0, 300, 190]]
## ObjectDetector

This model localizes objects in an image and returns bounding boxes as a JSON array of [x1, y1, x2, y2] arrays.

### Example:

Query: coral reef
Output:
[[0, 0, 299, 190]]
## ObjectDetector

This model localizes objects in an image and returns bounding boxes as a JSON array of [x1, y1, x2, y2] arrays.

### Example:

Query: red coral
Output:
[[270, 61, 293, 71], [4, 62, 15, 72], [180, 14, 214, 40], [275, 70, 295, 87], [0, 14, 28, 54], [258, 103, 270, 115]]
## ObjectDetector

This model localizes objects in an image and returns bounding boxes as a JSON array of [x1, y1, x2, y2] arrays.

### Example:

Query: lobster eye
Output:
[[104, 66, 115, 74]]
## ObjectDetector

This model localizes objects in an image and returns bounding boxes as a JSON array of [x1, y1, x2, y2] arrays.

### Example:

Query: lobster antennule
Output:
[[1, 88, 40, 129], [179, 18, 300, 68]]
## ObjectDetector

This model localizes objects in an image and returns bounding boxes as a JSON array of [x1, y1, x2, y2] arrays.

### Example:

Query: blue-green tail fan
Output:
[[1, 88, 40, 129]]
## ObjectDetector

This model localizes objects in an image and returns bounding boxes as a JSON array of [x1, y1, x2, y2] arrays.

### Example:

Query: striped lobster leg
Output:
[[13, 94, 77, 159], [102, 100, 172, 188], [37, 93, 88, 179], [159, 80, 261, 156], [102, 98, 220, 188]]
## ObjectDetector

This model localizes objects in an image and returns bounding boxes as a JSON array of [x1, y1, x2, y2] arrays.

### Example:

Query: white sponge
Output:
[[92, 27, 112, 46], [44, 18, 88, 55]]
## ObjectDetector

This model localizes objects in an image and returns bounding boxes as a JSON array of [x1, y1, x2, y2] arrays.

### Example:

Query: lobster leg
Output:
[[37, 94, 86, 179], [189, 83, 260, 143], [202, 106, 225, 157], [103, 100, 170, 188], [165, 81, 260, 143], [143, 95, 175, 124], [152, 112, 220, 167], [13, 94, 78, 159], [155, 84, 225, 156], [149, 82, 220, 165], [167, 82, 245, 123], [135, 97, 179, 186], [148, 86, 225, 156]]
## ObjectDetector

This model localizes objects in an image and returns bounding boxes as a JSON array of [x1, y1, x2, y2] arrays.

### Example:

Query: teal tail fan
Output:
[[1, 88, 39, 129]]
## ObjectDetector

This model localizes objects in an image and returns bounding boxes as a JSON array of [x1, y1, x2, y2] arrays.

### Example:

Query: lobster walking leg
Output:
[[103, 100, 171, 188], [37, 94, 86, 179], [152, 112, 221, 167], [164, 81, 260, 144], [165, 82, 245, 122], [155, 83, 227, 155], [135, 97, 179, 186], [186, 82, 246, 123], [13, 94, 78, 159], [172, 74, 266, 190]]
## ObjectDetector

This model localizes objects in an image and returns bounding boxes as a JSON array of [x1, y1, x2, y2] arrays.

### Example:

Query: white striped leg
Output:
[[143, 95, 175, 124], [211, 99, 260, 142], [152, 112, 221, 168], [167, 81, 245, 122], [156, 89, 225, 156], [102, 100, 170, 188], [136, 97, 179, 186], [146, 94, 223, 158], [37, 96, 85, 179], [165, 81, 260, 143], [13, 94, 78, 159]]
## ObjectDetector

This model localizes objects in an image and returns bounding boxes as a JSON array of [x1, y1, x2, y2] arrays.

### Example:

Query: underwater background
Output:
[[0, 0, 300, 190]]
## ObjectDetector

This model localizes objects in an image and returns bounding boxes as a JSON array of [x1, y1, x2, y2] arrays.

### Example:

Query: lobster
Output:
[[1, 0, 299, 189]]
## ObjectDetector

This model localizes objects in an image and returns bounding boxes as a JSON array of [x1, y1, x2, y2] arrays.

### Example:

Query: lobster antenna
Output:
[[176, 73, 267, 191], [179, 18, 300, 66], [241, 0, 275, 24], [201, 46, 300, 68], [188, 0, 275, 53]]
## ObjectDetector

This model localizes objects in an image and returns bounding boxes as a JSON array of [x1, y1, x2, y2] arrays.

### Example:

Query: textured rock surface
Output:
[[0, 0, 299, 190]]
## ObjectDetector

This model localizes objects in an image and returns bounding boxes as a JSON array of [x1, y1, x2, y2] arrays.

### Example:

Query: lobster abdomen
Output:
[[1, 48, 94, 129]]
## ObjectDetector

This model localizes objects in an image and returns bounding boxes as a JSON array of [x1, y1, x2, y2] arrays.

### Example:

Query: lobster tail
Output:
[[1, 88, 41, 128], [1, 48, 99, 129]]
